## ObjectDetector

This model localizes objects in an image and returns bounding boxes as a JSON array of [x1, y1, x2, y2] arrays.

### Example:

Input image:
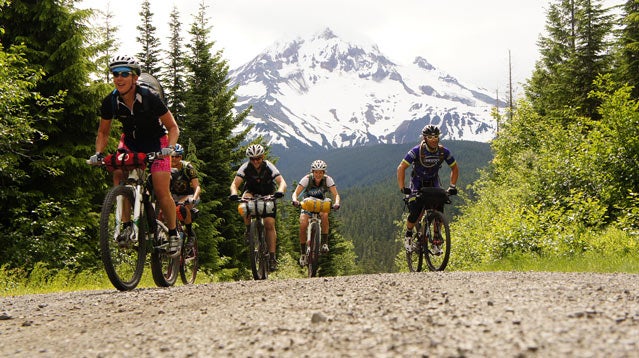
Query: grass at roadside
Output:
[[3, 253, 638, 297], [472, 252, 639, 273]]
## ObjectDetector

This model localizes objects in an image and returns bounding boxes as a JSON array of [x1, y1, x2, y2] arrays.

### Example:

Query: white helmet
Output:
[[310, 159, 327, 171], [246, 144, 265, 158], [109, 54, 141, 75]]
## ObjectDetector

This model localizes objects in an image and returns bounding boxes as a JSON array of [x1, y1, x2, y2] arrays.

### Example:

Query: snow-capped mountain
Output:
[[230, 28, 501, 149]]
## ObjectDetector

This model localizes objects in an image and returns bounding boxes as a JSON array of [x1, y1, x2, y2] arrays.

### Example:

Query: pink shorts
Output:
[[118, 134, 170, 173]]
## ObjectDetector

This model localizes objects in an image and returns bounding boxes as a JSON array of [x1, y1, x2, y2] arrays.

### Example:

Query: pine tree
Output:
[[163, 6, 188, 122], [182, 1, 251, 273], [525, 0, 615, 120], [136, 0, 162, 76], [0, 0, 108, 270], [618, 0, 639, 98]]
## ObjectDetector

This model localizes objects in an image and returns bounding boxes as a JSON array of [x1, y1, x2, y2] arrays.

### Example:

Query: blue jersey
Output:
[[402, 142, 456, 189]]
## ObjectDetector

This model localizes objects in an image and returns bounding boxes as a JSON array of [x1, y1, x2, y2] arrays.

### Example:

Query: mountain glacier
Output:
[[230, 28, 501, 149]]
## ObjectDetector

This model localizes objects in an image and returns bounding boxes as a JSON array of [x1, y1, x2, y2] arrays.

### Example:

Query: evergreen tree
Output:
[[182, 1, 251, 273], [618, 0, 639, 98], [525, 0, 615, 119], [136, 0, 162, 76], [163, 6, 188, 122], [0, 0, 108, 270]]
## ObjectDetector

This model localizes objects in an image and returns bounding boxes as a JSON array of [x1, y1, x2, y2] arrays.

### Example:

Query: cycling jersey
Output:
[[298, 174, 336, 200], [100, 86, 168, 153], [235, 160, 282, 195], [171, 161, 198, 196], [402, 142, 456, 190]]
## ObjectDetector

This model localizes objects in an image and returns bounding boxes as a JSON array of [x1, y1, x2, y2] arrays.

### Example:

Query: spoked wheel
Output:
[[249, 220, 268, 280], [307, 222, 321, 277], [99, 186, 146, 291], [425, 210, 451, 271], [150, 220, 180, 287], [406, 222, 425, 272], [180, 233, 198, 284]]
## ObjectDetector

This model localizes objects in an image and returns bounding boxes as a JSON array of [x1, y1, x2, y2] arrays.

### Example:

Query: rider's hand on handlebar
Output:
[[332, 204, 340, 211], [89, 152, 104, 165], [161, 146, 175, 157], [228, 194, 239, 202], [401, 187, 412, 195], [446, 185, 458, 196], [292, 200, 300, 207], [274, 191, 284, 199]]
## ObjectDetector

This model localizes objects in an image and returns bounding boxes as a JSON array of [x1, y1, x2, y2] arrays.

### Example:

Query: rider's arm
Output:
[[397, 160, 410, 191], [329, 186, 340, 206], [95, 118, 112, 154], [230, 176, 243, 196], [292, 184, 304, 201], [275, 175, 287, 194], [159, 110, 180, 148], [449, 162, 459, 187], [190, 177, 202, 201]]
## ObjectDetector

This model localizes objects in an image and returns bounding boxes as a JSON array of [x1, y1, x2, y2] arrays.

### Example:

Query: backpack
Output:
[[137, 73, 166, 104], [110, 72, 166, 118]]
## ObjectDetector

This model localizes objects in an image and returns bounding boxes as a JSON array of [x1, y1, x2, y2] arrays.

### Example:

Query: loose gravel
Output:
[[1, 271, 638, 357]]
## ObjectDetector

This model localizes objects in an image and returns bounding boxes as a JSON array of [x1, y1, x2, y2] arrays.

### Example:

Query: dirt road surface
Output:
[[1, 271, 638, 357]]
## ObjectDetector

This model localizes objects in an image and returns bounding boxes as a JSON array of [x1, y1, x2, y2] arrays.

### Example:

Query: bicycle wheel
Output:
[[180, 232, 198, 284], [425, 210, 451, 271], [307, 222, 321, 277], [150, 220, 180, 287], [99, 186, 146, 291], [248, 220, 267, 280], [406, 222, 425, 272]]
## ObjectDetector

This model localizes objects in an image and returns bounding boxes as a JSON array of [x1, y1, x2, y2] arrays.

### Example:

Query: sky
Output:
[[78, 0, 625, 95]]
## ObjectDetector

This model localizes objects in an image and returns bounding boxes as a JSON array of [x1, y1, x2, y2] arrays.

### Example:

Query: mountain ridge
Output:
[[230, 27, 501, 150]]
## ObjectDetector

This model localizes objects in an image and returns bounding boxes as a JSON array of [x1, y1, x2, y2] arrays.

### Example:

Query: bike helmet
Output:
[[310, 159, 327, 171], [422, 124, 441, 137], [246, 144, 265, 158], [173, 144, 184, 156], [109, 54, 141, 75]]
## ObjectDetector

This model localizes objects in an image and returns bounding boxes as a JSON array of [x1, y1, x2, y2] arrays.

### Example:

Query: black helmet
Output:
[[422, 125, 441, 137]]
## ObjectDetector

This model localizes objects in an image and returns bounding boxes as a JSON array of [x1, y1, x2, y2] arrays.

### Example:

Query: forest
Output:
[[1, 0, 639, 287]]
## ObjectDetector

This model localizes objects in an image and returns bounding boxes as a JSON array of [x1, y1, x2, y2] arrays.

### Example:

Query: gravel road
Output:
[[1, 271, 638, 357]]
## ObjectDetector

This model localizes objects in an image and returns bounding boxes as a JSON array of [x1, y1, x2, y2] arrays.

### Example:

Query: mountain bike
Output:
[[235, 194, 278, 280], [298, 197, 333, 278], [89, 150, 180, 290], [175, 201, 199, 284], [404, 187, 451, 272]]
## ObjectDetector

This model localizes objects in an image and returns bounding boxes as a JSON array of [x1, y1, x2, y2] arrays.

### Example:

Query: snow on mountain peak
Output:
[[230, 27, 500, 149]]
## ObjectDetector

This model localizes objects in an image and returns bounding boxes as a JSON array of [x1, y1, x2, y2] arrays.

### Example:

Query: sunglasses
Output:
[[250, 156, 263, 162], [424, 135, 439, 140], [112, 71, 133, 78]]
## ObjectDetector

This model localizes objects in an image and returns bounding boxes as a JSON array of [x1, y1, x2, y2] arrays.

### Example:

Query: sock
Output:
[[405, 230, 413, 237], [123, 221, 132, 228], [321, 233, 328, 244], [168, 228, 177, 237], [186, 223, 194, 236], [269, 252, 276, 260], [300, 243, 306, 254]]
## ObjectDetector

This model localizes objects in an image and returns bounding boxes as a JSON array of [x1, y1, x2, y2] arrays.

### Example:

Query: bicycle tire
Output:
[[406, 222, 425, 272], [258, 222, 269, 279], [248, 220, 267, 280], [308, 222, 321, 278], [150, 219, 180, 287], [180, 232, 198, 285], [425, 210, 451, 271], [99, 186, 146, 291]]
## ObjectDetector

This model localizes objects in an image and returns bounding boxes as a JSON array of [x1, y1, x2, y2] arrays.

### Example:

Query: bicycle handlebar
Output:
[[86, 151, 164, 166]]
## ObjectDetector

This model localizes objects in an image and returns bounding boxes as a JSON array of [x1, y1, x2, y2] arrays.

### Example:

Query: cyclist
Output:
[[291, 160, 341, 266], [89, 54, 181, 255], [170, 144, 201, 245], [396, 124, 458, 254], [229, 144, 287, 271]]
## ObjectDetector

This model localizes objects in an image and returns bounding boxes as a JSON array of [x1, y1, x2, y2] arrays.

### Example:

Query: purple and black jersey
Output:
[[402, 143, 456, 190]]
